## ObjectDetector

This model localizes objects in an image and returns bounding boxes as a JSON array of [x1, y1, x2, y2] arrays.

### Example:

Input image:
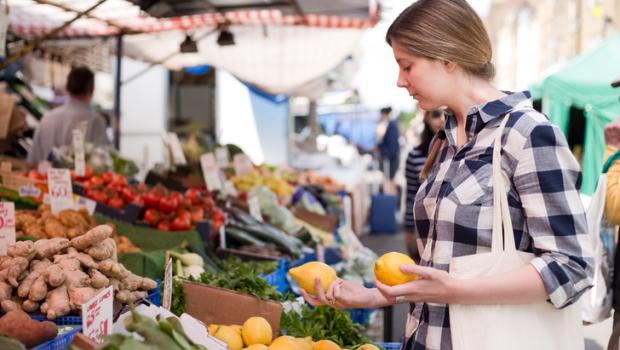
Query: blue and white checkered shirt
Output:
[[404, 91, 593, 350]]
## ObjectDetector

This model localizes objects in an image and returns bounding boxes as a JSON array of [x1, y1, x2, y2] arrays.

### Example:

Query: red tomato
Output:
[[136, 183, 148, 193], [157, 220, 170, 231], [90, 176, 104, 187], [89, 190, 109, 204], [107, 197, 125, 209], [143, 208, 161, 226], [144, 191, 161, 209], [180, 197, 193, 209], [132, 196, 145, 207], [185, 189, 204, 206], [159, 196, 179, 214], [101, 172, 114, 185], [121, 187, 135, 203], [170, 217, 191, 231], [190, 207, 205, 224], [204, 197, 215, 208]]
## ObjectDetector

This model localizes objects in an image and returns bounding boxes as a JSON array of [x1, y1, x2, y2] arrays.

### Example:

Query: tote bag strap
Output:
[[491, 114, 517, 253]]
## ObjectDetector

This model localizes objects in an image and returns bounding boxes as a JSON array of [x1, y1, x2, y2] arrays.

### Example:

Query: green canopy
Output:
[[539, 32, 620, 194]]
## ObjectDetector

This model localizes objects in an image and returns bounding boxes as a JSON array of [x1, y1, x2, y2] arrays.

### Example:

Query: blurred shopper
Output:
[[376, 106, 400, 193], [27, 66, 110, 166], [404, 109, 444, 260], [301, 1, 592, 349], [604, 119, 620, 350]]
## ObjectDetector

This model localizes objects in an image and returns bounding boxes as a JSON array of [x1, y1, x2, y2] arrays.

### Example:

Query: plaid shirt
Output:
[[404, 91, 593, 350]]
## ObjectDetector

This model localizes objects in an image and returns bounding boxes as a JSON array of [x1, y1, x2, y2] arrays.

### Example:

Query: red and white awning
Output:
[[8, 0, 377, 38]]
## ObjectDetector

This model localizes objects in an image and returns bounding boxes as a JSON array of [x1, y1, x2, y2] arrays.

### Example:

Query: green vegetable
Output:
[[0, 335, 26, 350], [280, 305, 372, 349], [225, 227, 267, 247], [169, 252, 204, 267]]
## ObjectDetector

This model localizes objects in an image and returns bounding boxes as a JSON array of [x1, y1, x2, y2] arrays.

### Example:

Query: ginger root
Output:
[[43, 285, 70, 320], [89, 269, 109, 289], [28, 274, 48, 302], [44, 264, 66, 287], [85, 238, 116, 261], [7, 241, 35, 260], [34, 238, 70, 259], [71, 225, 112, 250]]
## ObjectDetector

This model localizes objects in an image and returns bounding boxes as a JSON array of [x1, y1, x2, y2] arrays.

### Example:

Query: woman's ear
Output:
[[442, 60, 457, 73]]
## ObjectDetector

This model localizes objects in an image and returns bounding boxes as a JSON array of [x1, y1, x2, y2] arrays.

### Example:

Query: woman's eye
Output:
[[403, 66, 411, 72]]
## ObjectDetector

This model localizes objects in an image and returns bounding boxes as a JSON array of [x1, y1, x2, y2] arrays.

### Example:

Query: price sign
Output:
[[73, 128, 86, 177], [233, 154, 253, 177], [0, 202, 15, 256], [47, 168, 74, 214], [168, 132, 187, 166], [82, 286, 113, 344], [215, 147, 230, 167], [74, 195, 96, 215], [162, 257, 173, 310], [248, 196, 262, 222], [200, 153, 222, 191]]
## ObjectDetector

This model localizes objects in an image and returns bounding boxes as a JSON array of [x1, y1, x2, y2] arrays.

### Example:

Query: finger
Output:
[[314, 277, 330, 304], [333, 282, 342, 301], [300, 288, 323, 307], [399, 264, 434, 279], [326, 280, 338, 301], [375, 279, 418, 298]]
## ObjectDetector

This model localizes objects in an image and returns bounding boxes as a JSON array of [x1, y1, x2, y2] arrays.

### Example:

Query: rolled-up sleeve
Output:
[[513, 122, 593, 308]]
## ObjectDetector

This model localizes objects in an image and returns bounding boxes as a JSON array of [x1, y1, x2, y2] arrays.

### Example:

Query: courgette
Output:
[[226, 227, 267, 247], [228, 222, 301, 258]]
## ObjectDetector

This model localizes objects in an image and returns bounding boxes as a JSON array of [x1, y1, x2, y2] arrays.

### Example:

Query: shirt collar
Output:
[[442, 90, 532, 145]]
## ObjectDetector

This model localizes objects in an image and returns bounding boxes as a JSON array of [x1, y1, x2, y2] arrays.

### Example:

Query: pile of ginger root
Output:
[[0, 224, 156, 320]]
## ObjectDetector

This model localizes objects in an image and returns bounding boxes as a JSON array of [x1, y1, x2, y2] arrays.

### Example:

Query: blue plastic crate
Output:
[[347, 308, 375, 327], [32, 325, 82, 350], [147, 279, 162, 306], [31, 315, 82, 325], [290, 251, 317, 268], [375, 342, 402, 350], [260, 259, 290, 293]]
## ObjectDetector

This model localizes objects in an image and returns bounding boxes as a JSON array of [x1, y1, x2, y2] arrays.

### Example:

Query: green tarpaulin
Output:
[[538, 32, 620, 194]]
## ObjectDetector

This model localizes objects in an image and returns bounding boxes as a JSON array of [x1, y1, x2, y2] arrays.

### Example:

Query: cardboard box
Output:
[[182, 281, 282, 337], [292, 207, 339, 233], [0, 170, 47, 202]]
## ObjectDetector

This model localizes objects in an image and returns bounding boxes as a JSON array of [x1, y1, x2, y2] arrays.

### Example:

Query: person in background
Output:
[[404, 109, 445, 260], [27, 66, 110, 166], [376, 106, 401, 193]]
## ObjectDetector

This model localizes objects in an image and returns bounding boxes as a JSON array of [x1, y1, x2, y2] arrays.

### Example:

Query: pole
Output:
[[113, 34, 123, 150]]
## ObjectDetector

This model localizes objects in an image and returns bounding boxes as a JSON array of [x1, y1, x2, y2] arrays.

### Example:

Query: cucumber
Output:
[[226, 227, 267, 247], [228, 222, 300, 258]]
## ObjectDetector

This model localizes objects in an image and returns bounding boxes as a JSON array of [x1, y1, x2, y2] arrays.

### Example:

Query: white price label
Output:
[[47, 168, 74, 214], [168, 132, 187, 166], [0, 202, 16, 256], [215, 147, 230, 167], [162, 257, 173, 310], [200, 153, 222, 191], [74, 195, 96, 215], [233, 154, 253, 177], [82, 286, 113, 344], [219, 226, 226, 249], [248, 197, 262, 222], [73, 129, 86, 177]]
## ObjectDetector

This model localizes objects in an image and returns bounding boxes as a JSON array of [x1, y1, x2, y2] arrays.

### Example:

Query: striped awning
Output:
[[8, 0, 377, 38]]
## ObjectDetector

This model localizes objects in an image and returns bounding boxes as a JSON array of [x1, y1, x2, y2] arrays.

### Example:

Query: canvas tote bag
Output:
[[449, 114, 584, 350]]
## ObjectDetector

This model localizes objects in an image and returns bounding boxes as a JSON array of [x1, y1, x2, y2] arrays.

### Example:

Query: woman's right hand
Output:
[[300, 278, 379, 310]]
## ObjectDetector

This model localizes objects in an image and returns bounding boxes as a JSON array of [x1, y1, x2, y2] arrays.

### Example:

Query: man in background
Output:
[[27, 66, 110, 166]]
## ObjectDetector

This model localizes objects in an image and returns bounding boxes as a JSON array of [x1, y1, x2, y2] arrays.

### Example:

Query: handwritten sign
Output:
[[200, 153, 222, 191], [82, 286, 113, 344], [0, 202, 15, 256], [215, 147, 230, 167], [233, 154, 253, 177], [248, 196, 262, 222], [74, 195, 96, 215], [162, 257, 173, 310], [73, 129, 86, 177], [47, 168, 73, 214]]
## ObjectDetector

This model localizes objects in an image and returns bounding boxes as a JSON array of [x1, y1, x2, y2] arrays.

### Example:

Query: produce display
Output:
[[0, 225, 156, 319], [231, 170, 295, 199]]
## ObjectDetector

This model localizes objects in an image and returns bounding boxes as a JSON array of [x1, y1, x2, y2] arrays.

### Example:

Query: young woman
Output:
[[404, 109, 445, 260], [301, 1, 593, 349]]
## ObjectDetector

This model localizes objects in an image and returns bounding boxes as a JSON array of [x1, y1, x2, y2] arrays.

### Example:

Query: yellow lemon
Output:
[[294, 337, 313, 350], [214, 325, 244, 350], [313, 340, 341, 350], [245, 345, 269, 350], [288, 262, 337, 295], [357, 345, 380, 350], [269, 336, 300, 350], [208, 324, 219, 335], [230, 324, 243, 334], [242, 316, 273, 346], [374, 252, 417, 286]]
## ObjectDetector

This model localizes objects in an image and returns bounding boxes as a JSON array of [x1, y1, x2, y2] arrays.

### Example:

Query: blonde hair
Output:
[[386, 0, 495, 179]]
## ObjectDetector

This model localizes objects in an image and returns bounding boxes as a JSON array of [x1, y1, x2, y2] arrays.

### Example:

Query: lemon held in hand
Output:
[[374, 252, 417, 286], [288, 262, 337, 295]]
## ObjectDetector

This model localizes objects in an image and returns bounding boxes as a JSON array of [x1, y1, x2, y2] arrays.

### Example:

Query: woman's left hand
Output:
[[375, 264, 458, 304]]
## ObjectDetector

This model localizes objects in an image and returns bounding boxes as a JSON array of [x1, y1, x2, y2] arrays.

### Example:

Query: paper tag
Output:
[[0, 202, 16, 256], [168, 132, 187, 166], [248, 196, 262, 222], [215, 147, 230, 167], [233, 154, 253, 177], [200, 153, 222, 191], [162, 257, 173, 310], [73, 129, 86, 177], [47, 168, 74, 214], [0, 2, 8, 58], [74, 195, 96, 215], [82, 286, 113, 344], [18, 183, 41, 198], [219, 226, 226, 249]]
